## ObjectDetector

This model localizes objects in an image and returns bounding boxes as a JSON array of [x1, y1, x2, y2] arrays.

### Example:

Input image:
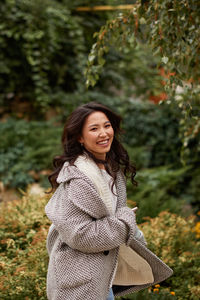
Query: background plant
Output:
[[0, 0, 164, 118], [0, 118, 62, 188], [86, 0, 200, 85], [85, 0, 200, 166], [0, 188, 50, 299]]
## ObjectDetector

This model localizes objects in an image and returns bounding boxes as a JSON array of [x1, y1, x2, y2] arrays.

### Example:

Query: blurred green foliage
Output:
[[0, 118, 62, 188], [0, 0, 163, 116], [170, 85, 200, 165], [86, 0, 200, 86], [0, 189, 50, 299], [118, 211, 200, 300], [127, 165, 191, 223], [85, 0, 200, 167], [122, 100, 182, 168], [0, 0, 86, 111]]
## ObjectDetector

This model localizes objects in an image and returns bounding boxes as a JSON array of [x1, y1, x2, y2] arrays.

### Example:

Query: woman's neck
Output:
[[98, 163, 106, 170]]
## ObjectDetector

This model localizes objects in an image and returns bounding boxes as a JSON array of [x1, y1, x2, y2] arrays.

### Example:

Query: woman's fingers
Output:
[[131, 207, 138, 213]]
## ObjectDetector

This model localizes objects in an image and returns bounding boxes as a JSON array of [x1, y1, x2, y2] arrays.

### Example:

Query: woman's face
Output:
[[79, 111, 114, 160]]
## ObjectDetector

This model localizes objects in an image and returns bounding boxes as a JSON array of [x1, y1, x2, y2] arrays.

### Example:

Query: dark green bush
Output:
[[0, 0, 86, 111], [0, 0, 164, 118], [126, 164, 193, 223], [122, 100, 182, 168], [0, 118, 62, 188]]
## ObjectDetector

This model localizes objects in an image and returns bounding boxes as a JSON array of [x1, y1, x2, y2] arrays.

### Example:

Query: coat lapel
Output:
[[57, 161, 110, 218], [115, 171, 127, 209], [113, 237, 173, 296]]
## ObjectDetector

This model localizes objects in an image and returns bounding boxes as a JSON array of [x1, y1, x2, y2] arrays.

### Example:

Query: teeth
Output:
[[98, 140, 108, 145]]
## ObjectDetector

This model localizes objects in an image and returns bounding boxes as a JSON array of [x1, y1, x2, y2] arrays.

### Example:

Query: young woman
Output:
[[45, 102, 172, 300]]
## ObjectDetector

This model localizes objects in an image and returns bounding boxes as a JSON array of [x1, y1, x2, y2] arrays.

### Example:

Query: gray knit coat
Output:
[[45, 161, 173, 300]]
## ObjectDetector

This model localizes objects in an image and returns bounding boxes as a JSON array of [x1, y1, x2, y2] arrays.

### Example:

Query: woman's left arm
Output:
[[45, 178, 137, 253]]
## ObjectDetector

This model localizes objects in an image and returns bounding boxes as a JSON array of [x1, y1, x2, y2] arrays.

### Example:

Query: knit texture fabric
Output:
[[45, 160, 137, 300], [100, 169, 117, 214], [75, 155, 146, 246], [45, 155, 173, 299], [74, 155, 114, 214]]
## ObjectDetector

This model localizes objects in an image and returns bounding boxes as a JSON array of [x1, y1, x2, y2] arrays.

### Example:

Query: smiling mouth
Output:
[[97, 139, 109, 145]]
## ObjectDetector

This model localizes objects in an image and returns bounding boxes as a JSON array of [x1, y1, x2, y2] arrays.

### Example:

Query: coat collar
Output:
[[74, 155, 113, 214], [56, 154, 126, 213]]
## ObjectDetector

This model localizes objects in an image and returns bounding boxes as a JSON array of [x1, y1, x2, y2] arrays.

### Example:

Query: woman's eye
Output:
[[105, 124, 111, 128], [91, 127, 97, 131]]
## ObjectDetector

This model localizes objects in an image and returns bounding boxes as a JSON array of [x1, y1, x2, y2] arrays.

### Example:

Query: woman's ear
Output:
[[78, 136, 83, 144]]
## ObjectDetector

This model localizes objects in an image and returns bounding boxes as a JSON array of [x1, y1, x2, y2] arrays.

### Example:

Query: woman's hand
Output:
[[132, 207, 138, 213], [131, 207, 147, 246]]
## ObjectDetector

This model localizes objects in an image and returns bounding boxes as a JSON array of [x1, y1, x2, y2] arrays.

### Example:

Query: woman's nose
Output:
[[99, 128, 107, 137]]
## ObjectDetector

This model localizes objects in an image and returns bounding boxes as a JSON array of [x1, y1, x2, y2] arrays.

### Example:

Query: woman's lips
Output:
[[97, 139, 109, 146]]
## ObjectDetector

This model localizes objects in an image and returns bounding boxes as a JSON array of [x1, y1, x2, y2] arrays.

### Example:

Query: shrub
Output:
[[0, 0, 86, 110], [126, 164, 194, 223], [135, 211, 200, 300], [117, 212, 200, 300], [0, 118, 62, 188], [0, 187, 50, 299], [122, 100, 182, 168], [0, 188, 199, 299]]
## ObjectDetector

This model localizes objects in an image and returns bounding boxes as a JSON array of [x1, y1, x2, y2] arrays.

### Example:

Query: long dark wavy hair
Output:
[[48, 102, 138, 190]]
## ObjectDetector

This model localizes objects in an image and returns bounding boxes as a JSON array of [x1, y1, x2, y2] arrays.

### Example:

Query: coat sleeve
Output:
[[45, 178, 137, 254]]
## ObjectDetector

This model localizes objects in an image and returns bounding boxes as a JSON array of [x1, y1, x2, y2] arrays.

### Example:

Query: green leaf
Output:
[[162, 56, 169, 64], [139, 17, 146, 25], [98, 56, 105, 66], [88, 55, 95, 63]]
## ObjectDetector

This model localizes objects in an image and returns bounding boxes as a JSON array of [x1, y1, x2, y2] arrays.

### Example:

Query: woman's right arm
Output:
[[45, 178, 137, 254]]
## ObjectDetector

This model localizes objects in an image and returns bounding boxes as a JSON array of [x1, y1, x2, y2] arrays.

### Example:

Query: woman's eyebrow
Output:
[[88, 123, 98, 128], [88, 121, 110, 128]]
